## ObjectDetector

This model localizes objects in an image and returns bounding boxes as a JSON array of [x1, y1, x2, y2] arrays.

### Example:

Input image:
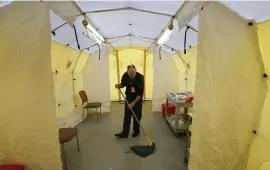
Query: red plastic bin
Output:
[[162, 103, 176, 117], [0, 165, 25, 170]]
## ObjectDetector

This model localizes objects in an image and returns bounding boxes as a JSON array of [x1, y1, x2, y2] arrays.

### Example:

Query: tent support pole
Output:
[[143, 50, 147, 100], [84, 7, 174, 18], [51, 22, 67, 33], [115, 46, 147, 51], [109, 37, 127, 44], [108, 34, 155, 41], [132, 35, 156, 41], [72, 51, 83, 107], [163, 44, 179, 52], [107, 34, 130, 40], [116, 50, 121, 101]]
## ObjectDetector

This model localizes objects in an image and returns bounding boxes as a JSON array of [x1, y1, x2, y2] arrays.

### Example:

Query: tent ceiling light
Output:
[[157, 28, 173, 45], [157, 20, 174, 46], [82, 19, 105, 45]]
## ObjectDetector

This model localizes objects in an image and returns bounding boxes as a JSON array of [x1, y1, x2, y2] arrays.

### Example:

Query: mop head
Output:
[[130, 142, 156, 158]]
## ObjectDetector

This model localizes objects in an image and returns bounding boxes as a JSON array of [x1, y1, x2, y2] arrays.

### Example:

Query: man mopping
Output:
[[115, 64, 144, 138]]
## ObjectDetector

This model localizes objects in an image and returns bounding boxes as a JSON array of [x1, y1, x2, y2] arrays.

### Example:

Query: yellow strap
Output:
[[145, 135, 153, 146]]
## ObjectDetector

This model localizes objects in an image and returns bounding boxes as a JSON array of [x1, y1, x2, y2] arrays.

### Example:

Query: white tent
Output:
[[0, 1, 270, 170]]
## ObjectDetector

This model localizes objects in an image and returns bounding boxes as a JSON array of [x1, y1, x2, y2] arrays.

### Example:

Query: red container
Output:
[[185, 96, 194, 103], [0, 165, 25, 170], [162, 103, 176, 117]]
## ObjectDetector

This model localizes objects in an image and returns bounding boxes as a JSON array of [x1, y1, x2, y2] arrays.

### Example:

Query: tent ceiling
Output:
[[0, 1, 11, 7], [73, 1, 189, 51], [221, 1, 270, 23], [86, 10, 170, 39], [49, 0, 198, 52], [1, 1, 270, 53]]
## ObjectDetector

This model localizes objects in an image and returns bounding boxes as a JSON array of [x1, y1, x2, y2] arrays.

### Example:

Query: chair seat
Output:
[[84, 102, 102, 109], [59, 128, 77, 144]]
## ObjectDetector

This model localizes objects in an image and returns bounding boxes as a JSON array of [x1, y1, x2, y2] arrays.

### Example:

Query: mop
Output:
[[119, 89, 156, 158]]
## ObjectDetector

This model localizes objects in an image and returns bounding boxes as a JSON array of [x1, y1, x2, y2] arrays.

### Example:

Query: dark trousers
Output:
[[122, 101, 142, 135]]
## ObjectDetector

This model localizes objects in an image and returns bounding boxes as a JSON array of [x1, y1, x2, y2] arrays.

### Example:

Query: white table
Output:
[[165, 93, 193, 134]]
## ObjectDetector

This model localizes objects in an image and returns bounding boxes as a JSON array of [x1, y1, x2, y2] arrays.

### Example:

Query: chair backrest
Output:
[[79, 90, 88, 103]]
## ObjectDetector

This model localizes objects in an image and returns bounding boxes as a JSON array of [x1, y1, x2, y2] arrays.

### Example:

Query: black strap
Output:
[[97, 44, 101, 60], [159, 46, 162, 60], [184, 26, 190, 54], [73, 25, 80, 50]]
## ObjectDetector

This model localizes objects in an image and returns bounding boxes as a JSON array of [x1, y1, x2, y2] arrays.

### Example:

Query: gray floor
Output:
[[63, 102, 188, 170]]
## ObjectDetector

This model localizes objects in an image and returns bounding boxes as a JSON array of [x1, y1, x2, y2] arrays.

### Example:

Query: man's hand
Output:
[[128, 102, 135, 109], [115, 84, 121, 89]]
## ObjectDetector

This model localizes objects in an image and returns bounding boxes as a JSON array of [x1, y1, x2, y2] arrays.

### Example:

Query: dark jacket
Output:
[[121, 72, 144, 102]]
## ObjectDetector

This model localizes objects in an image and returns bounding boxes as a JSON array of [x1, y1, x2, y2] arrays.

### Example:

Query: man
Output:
[[115, 64, 144, 138]]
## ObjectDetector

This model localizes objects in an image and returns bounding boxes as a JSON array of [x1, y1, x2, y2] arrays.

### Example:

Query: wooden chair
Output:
[[79, 90, 102, 123], [59, 128, 80, 170]]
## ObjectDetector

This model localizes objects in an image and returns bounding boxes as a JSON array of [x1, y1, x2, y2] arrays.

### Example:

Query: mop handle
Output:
[[118, 89, 147, 135]]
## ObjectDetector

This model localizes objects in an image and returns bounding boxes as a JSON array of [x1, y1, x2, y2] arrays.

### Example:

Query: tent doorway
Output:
[[109, 48, 154, 101]]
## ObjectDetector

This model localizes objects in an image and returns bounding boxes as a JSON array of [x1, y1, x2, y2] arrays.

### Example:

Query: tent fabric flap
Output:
[[151, 45, 179, 112], [83, 45, 111, 113], [172, 47, 197, 93], [46, 1, 79, 27], [176, 1, 212, 30], [109, 53, 118, 101], [189, 2, 267, 170], [0, 2, 61, 169], [247, 20, 270, 170]]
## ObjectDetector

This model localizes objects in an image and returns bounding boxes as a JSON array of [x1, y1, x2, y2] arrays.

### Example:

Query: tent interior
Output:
[[0, 1, 270, 170]]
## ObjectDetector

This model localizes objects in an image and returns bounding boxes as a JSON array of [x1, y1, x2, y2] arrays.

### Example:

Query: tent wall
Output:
[[190, 2, 267, 170], [151, 46, 196, 112], [180, 47, 197, 93], [247, 20, 270, 170], [83, 46, 112, 113], [145, 52, 154, 99], [51, 41, 89, 127], [109, 54, 119, 101], [0, 2, 61, 169], [172, 53, 186, 92], [172, 47, 197, 93], [151, 46, 179, 112]]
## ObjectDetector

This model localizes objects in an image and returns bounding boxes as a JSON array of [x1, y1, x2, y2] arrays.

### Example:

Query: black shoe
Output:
[[115, 132, 128, 138], [132, 132, 140, 137]]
